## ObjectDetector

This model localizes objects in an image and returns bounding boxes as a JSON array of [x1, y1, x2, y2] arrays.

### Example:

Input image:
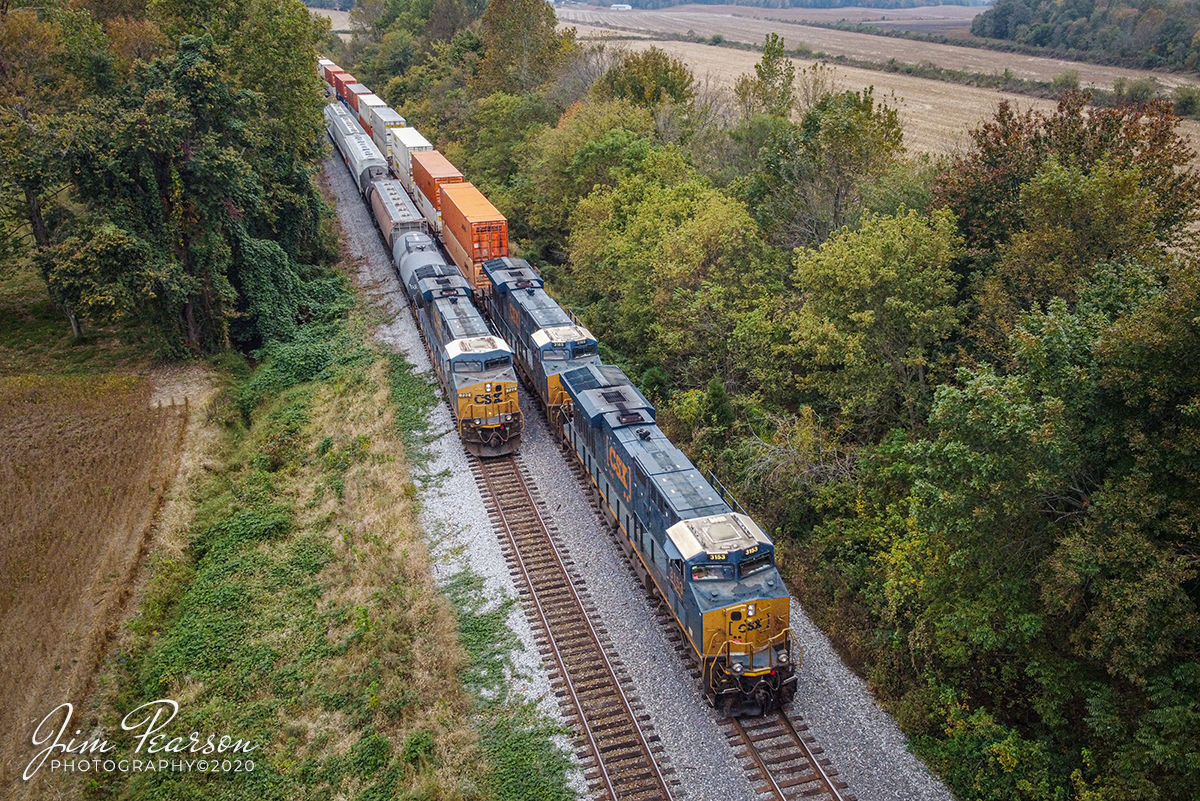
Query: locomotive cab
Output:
[[445, 337, 521, 457], [670, 514, 798, 715]]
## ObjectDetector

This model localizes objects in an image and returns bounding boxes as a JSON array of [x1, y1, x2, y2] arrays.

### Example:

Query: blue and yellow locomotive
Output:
[[480, 257, 601, 426], [395, 232, 523, 457], [560, 363, 798, 715]]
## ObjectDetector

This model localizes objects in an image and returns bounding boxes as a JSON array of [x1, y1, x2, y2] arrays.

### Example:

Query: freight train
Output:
[[318, 59, 797, 713]]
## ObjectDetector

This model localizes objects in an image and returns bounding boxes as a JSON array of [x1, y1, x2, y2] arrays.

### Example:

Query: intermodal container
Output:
[[411, 151, 463, 209], [440, 182, 509, 291], [356, 94, 387, 136], [390, 127, 432, 188], [333, 72, 358, 100], [318, 58, 335, 79], [323, 63, 343, 87], [346, 83, 372, 113], [368, 106, 406, 157]]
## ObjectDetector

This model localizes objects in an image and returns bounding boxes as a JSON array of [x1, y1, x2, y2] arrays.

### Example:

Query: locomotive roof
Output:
[[482, 257, 543, 290], [445, 335, 511, 359], [432, 296, 491, 339], [562, 364, 655, 426], [667, 513, 771, 561], [531, 325, 595, 348]]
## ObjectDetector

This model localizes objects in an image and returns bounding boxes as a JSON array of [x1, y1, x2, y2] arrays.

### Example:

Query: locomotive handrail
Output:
[[706, 470, 749, 518]]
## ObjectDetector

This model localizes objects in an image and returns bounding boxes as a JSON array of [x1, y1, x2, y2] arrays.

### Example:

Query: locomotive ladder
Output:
[[473, 455, 677, 801], [725, 711, 855, 801]]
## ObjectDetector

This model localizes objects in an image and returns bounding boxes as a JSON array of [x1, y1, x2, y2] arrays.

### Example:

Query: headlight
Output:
[[777, 650, 789, 664], [731, 661, 746, 675], [474, 418, 482, 425], [504, 413, 512, 422]]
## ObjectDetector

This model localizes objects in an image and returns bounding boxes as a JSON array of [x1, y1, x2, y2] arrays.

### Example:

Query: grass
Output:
[[0, 261, 150, 377]]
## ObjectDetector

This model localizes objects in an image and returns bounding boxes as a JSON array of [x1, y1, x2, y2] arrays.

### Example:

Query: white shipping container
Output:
[[368, 107, 406, 156], [389, 127, 432, 190], [356, 94, 388, 136]]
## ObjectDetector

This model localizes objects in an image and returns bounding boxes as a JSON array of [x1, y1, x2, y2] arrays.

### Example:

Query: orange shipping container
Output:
[[323, 64, 343, 85], [440, 182, 508, 290], [411, 150, 463, 210], [333, 72, 358, 99]]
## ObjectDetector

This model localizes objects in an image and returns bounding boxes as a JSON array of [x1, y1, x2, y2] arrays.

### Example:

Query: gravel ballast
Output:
[[325, 154, 957, 801]]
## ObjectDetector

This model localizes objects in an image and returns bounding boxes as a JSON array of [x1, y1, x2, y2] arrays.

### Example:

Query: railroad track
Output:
[[723, 711, 855, 801], [472, 454, 678, 801]]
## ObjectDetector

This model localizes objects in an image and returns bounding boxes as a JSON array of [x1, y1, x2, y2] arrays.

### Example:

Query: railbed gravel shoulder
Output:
[[325, 155, 956, 801]]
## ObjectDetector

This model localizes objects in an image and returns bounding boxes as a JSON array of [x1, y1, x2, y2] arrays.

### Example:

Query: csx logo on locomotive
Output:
[[736, 618, 764, 634], [606, 441, 631, 497], [473, 390, 503, 404]]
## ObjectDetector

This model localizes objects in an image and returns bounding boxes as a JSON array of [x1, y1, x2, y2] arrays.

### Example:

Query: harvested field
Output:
[[560, 5, 1200, 92], [565, 26, 1200, 161], [0, 374, 187, 791], [312, 7, 350, 31]]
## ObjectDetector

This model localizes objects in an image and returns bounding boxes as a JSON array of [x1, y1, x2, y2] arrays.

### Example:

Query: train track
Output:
[[472, 454, 678, 801], [723, 712, 855, 801]]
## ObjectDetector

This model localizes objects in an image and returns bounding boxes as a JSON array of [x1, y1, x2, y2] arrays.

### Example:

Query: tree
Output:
[[592, 46, 694, 109], [734, 32, 795, 119], [787, 210, 962, 431], [475, 0, 575, 94], [566, 147, 784, 387], [743, 87, 904, 248], [933, 91, 1200, 256]]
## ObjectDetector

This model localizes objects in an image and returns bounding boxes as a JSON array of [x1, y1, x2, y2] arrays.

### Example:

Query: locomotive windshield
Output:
[[691, 564, 734, 581], [453, 360, 482, 372], [542, 348, 567, 361], [484, 356, 510, 370], [574, 344, 597, 358], [739, 552, 773, 578]]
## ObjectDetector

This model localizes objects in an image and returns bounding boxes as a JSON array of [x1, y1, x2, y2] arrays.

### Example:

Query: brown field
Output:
[[312, 7, 351, 31], [0, 375, 187, 790], [560, 5, 1200, 92], [564, 20, 1200, 161]]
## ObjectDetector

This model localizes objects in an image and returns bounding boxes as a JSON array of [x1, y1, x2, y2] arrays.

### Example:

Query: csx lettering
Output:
[[606, 442, 630, 495], [737, 619, 764, 634], [473, 391, 503, 404]]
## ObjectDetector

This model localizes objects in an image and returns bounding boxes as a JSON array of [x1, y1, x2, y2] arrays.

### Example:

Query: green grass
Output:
[[0, 261, 148, 377]]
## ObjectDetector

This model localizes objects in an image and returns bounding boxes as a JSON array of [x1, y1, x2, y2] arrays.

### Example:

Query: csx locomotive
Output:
[[320, 57, 797, 712], [395, 233, 522, 456], [481, 258, 799, 715]]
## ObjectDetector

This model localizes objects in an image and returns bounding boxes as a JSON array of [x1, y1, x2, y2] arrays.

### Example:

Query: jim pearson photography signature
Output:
[[24, 700, 258, 780]]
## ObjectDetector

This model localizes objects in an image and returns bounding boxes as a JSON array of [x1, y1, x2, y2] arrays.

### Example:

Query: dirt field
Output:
[[0, 374, 190, 791], [312, 7, 351, 31], [559, 5, 1200, 92], [564, 20, 1200, 161]]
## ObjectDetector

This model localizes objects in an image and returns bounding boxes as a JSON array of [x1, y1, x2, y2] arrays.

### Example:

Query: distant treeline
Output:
[[972, 0, 1200, 70], [624, 0, 989, 9], [303, 0, 354, 11]]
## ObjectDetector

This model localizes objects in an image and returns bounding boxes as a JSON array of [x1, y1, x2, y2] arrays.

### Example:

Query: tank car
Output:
[[480, 257, 601, 427], [394, 232, 523, 457], [560, 363, 797, 715]]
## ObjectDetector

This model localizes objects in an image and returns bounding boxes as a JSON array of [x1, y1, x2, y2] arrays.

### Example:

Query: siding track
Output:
[[472, 454, 678, 801]]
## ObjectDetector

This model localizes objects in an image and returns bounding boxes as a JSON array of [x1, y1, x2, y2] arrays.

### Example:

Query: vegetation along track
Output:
[[724, 712, 854, 801], [471, 454, 679, 801]]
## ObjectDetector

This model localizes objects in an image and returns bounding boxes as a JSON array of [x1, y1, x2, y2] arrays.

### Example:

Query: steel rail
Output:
[[475, 455, 674, 801]]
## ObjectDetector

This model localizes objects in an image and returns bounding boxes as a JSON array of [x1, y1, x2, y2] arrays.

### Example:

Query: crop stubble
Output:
[[0, 375, 187, 792]]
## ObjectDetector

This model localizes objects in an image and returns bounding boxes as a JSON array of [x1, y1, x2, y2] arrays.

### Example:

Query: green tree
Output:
[[734, 32, 795, 119], [787, 210, 962, 431], [743, 87, 904, 248], [476, 0, 575, 93], [593, 46, 694, 109]]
